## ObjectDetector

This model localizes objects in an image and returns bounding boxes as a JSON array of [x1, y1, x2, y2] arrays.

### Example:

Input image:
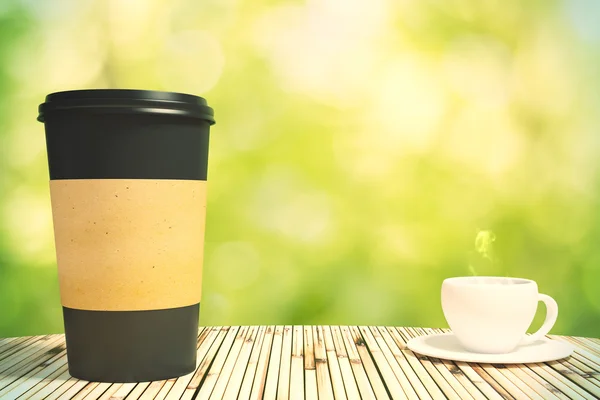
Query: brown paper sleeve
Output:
[[50, 179, 206, 311]]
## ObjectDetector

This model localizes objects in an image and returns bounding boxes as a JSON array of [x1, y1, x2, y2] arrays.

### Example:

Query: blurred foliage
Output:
[[0, 0, 599, 338]]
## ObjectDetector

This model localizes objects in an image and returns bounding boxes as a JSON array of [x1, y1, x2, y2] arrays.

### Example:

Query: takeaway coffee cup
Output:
[[38, 89, 215, 382], [441, 276, 559, 354]]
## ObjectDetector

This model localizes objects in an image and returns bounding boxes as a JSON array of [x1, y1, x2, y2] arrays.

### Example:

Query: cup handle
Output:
[[520, 293, 558, 345]]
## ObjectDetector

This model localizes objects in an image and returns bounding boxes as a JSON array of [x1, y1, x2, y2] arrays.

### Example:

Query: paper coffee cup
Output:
[[38, 89, 215, 382]]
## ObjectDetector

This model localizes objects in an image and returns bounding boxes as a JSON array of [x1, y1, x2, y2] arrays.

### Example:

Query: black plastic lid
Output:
[[38, 89, 215, 124]]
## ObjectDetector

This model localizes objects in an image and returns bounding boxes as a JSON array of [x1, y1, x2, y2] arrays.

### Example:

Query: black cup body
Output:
[[38, 89, 215, 382]]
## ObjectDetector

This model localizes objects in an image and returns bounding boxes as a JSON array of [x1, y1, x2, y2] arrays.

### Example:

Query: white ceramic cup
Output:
[[441, 276, 558, 354]]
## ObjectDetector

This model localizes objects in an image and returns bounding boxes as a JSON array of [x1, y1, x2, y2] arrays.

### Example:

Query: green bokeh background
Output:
[[0, 0, 599, 338]]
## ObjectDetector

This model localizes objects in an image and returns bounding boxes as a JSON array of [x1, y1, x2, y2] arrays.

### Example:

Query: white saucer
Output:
[[406, 333, 574, 364]]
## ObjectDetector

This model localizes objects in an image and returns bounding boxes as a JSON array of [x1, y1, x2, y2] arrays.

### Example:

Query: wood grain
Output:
[[0, 327, 596, 399]]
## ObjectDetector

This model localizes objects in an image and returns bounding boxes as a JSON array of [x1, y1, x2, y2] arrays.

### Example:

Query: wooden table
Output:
[[0, 326, 598, 399]]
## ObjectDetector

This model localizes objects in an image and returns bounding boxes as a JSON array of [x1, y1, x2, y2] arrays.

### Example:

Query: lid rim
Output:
[[38, 89, 215, 124], [44, 89, 208, 104]]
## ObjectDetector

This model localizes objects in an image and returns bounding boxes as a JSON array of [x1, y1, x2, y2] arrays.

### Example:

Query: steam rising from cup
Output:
[[468, 230, 498, 283]]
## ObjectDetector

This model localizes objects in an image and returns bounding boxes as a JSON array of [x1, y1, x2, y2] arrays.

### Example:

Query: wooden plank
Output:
[[121, 382, 151, 400], [153, 378, 177, 400], [304, 325, 315, 371], [2, 359, 69, 400], [371, 326, 427, 399], [104, 382, 137, 399], [10, 362, 69, 399], [181, 326, 229, 400], [399, 328, 462, 400], [549, 358, 600, 396], [0, 337, 18, 349], [138, 380, 169, 400], [0, 338, 64, 388], [508, 365, 571, 400], [289, 325, 304, 400], [304, 325, 318, 400], [478, 363, 535, 399], [540, 336, 600, 374], [238, 326, 267, 400], [560, 336, 600, 356], [433, 325, 551, 400], [346, 326, 390, 399], [469, 364, 517, 400], [440, 359, 488, 399], [305, 365, 318, 398], [0, 336, 24, 351], [321, 326, 348, 400], [337, 326, 378, 400], [313, 326, 335, 400], [24, 366, 72, 400], [78, 382, 112, 399], [560, 360, 600, 394], [0, 337, 29, 357], [58, 382, 99, 400], [562, 336, 600, 355], [208, 326, 251, 400], [249, 325, 275, 400], [389, 328, 449, 400], [561, 336, 600, 359], [564, 357, 600, 385], [0, 335, 59, 372], [164, 371, 198, 400], [276, 325, 293, 400], [528, 362, 597, 400], [223, 326, 260, 400], [567, 350, 600, 375], [53, 379, 90, 400], [0, 337, 41, 361], [0, 335, 63, 377], [0, 338, 32, 365], [498, 365, 561, 400], [420, 328, 491, 400], [0, 349, 67, 399], [0, 336, 16, 344], [379, 327, 446, 400], [36, 377, 82, 400], [428, 328, 572, 400], [0, 335, 57, 360], [96, 383, 124, 400], [453, 361, 507, 400], [1, 328, 598, 400], [326, 326, 360, 400], [263, 325, 284, 400], [579, 337, 600, 351], [196, 326, 241, 399], [358, 326, 416, 399], [188, 325, 211, 354], [406, 327, 466, 399]]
